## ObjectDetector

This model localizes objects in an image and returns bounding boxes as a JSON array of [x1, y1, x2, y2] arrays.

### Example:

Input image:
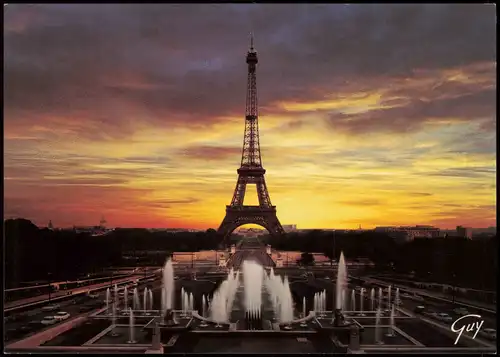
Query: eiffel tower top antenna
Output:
[[250, 32, 254, 52]]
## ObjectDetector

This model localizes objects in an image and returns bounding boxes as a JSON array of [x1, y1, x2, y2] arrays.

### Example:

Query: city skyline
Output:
[[4, 4, 496, 230]]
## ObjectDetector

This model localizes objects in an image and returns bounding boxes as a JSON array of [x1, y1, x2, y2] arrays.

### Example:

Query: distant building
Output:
[[47, 220, 54, 230], [236, 228, 266, 237], [374, 225, 440, 242], [456, 226, 473, 239], [282, 224, 297, 232]]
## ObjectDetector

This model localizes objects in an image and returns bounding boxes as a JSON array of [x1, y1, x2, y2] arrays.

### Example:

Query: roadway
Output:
[[314, 276, 496, 344], [6, 272, 134, 293], [394, 293, 496, 345], [369, 274, 496, 308], [5, 276, 162, 345], [5, 274, 145, 311], [361, 276, 497, 314], [5, 293, 105, 344]]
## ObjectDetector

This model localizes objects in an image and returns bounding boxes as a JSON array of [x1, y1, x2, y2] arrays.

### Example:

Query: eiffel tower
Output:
[[217, 35, 285, 245]]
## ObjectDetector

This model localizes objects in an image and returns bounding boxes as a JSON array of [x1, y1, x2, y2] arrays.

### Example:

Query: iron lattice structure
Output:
[[217, 36, 285, 244]]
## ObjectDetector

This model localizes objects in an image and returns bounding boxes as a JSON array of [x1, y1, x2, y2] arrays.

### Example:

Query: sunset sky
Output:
[[4, 4, 496, 230]]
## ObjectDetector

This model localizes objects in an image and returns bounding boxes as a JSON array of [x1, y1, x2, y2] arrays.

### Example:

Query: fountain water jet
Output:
[[127, 308, 137, 344], [148, 290, 153, 311], [106, 288, 111, 314], [375, 308, 384, 345], [161, 289, 166, 316], [279, 276, 294, 329], [351, 290, 356, 312], [335, 251, 348, 309], [331, 251, 349, 326], [182, 292, 189, 316], [163, 258, 175, 313], [143, 288, 148, 313], [133, 288, 140, 311], [387, 286, 392, 311], [110, 300, 119, 337], [395, 288, 400, 311], [114, 285, 119, 310], [124, 287, 128, 311], [370, 288, 375, 311], [377, 288, 382, 310], [386, 304, 396, 337], [200, 295, 208, 327], [359, 288, 365, 316], [300, 296, 308, 327], [189, 292, 194, 313]]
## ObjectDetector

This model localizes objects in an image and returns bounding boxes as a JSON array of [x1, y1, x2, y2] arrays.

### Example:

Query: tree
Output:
[[297, 252, 315, 266]]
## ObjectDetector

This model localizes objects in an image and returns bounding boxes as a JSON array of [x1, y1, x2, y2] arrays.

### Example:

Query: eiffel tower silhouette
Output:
[[217, 35, 285, 245]]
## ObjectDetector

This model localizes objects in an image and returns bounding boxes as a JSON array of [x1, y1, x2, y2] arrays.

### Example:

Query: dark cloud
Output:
[[408, 192, 433, 197], [327, 87, 496, 134], [338, 199, 382, 206], [180, 145, 242, 160], [149, 198, 200, 206], [424, 166, 495, 178], [4, 4, 496, 138], [39, 178, 127, 186]]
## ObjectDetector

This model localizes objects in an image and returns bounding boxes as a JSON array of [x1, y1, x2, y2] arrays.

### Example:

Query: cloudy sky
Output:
[[4, 4, 496, 229]]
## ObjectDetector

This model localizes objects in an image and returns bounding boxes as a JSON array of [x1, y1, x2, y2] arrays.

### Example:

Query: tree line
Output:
[[268, 230, 497, 291], [4, 219, 497, 292]]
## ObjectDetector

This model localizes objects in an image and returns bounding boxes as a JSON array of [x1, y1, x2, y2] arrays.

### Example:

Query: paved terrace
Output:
[[226, 236, 276, 269], [5, 274, 145, 312]]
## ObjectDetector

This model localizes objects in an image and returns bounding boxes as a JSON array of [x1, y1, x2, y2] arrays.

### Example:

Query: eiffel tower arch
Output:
[[217, 35, 285, 245]]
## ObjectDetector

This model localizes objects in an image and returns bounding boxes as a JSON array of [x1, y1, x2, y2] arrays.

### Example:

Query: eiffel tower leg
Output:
[[217, 214, 238, 246], [262, 213, 285, 236]]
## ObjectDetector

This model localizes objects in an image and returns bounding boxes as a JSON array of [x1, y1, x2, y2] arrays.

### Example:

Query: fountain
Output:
[[377, 287, 382, 310], [320, 290, 326, 317], [106, 288, 111, 314], [359, 288, 365, 316], [387, 286, 392, 311], [242, 261, 265, 330], [161, 289, 166, 316], [313, 293, 318, 315], [114, 284, 119, 310], [143, 287, 148, 314], [370, 288, 375, 311], [110, 300, 119, 337], [182, 292, 189, 316], [124, 286, 128, 311], [208, 267, 240, 327], [210, 285, 229, 326], [395, 288, 400, 310], [300, 297, 307, 327], [200, 295, 208, 327], [156, 258, 178, 327], [375, 308, 383, 344], [127, 308, 137, 344], [133, 288, 140, 311], [279, 276, 294, 329], [161, 258, 176, 325], [386, 304, 395, 337], [351, 290, 356, 312], [332, 251, 348, 326], [189, 292, 194, 313], [148, 289, 153, 311]]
